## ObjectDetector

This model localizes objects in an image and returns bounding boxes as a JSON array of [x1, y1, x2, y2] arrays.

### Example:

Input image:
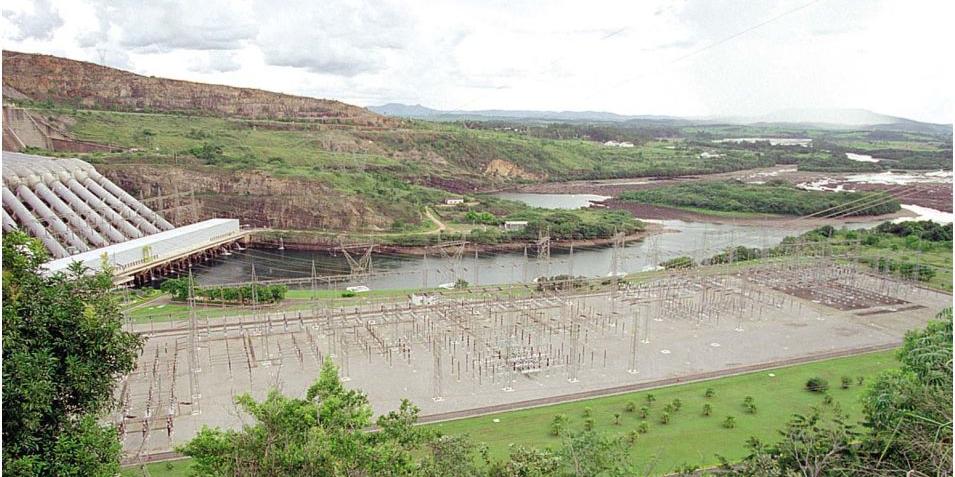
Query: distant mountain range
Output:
[[370, 104, 951, 135]]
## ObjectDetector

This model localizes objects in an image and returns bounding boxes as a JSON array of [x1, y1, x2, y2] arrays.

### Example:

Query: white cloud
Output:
[[1, 0, 952, 123], [1, 0, 63, 40]]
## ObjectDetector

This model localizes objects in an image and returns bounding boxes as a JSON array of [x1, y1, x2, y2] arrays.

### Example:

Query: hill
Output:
[[2, 51, 390, 126], [2, 52, 948, 234], [372, 103, 950, 135]]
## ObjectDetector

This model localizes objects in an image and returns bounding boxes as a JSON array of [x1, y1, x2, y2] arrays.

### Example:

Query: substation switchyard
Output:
[[117, 255, 950, 458]]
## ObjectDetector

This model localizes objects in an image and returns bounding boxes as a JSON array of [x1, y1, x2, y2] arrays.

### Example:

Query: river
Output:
[[193, 193, 887, 289]]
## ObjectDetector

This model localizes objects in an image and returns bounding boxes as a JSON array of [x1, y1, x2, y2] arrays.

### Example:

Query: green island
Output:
[[617, 181, 901, 217]]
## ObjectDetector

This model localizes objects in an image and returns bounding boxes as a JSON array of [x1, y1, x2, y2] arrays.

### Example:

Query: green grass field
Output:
[[121, 350, 898, 476]]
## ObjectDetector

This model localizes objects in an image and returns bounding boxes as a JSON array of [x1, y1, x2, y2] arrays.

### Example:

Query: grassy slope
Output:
[[121, 350, 899, 477]]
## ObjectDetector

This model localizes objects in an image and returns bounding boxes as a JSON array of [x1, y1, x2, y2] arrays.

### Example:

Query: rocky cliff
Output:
[[101, 163, 392, 231], [2, 50, 393, 127]]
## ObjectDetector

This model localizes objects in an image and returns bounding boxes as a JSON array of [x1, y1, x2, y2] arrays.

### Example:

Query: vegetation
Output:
[[160, 277, 288, 304], [721, 310, 952, 476], [704, 221, 953, 291], [618, 181, 900, 217], [3, 232, 143, 476]]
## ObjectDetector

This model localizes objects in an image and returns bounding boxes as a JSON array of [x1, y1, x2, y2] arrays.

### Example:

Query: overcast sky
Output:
[[2, 0, 952, 123]]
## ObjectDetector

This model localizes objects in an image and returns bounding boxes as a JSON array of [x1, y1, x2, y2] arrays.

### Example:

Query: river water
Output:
[[193, 192, 889, 289]]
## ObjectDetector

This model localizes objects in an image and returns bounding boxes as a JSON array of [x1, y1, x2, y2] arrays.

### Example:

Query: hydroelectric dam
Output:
[[1, 152, 249, 286]]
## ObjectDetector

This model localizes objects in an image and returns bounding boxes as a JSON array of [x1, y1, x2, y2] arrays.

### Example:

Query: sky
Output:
[[1, 0, 952, 123]]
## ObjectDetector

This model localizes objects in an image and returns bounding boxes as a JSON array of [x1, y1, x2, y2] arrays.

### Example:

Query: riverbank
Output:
[[604, 200, 913, 228], [501, 166, 952, 213], [249, 222, 664, 254]]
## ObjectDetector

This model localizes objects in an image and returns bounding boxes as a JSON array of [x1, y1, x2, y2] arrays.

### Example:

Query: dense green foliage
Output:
[[618, 181, 900, 217], [160, 277, 287, 304], [721, 310, 953, 476], [2, 232, 144, 476]]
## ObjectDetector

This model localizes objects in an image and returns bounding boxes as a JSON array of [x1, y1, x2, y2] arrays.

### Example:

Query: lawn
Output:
[[121, 350, 898, 476], [427, 350, 897, 474]]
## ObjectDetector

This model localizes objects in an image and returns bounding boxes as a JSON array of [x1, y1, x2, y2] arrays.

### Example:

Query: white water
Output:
[[895, 204, 954, 224], [846, 152, 880, 163]]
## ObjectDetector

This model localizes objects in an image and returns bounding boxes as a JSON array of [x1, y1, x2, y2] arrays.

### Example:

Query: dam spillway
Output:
[[2, 152, 175, 257], [2, 151, 247, 284]]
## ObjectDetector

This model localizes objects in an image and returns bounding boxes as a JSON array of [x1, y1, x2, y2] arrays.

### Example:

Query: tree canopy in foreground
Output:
[[2, 231, 144, 476]]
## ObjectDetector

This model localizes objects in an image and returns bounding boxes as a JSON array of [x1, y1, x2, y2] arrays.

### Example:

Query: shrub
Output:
[[624, 401, 636, 413], [856, 376, 865, 386], [550, 414, 568, 437], [583, 407, 592, 418], [664, 403, 675, 414], [672, 398, 682, 411], [613, 413, 621, 425], [341, 290, 357, 298], [627, 430, 639, 445], [743, 396, 754, 406], [823, 394, 834, 406], [840, 376, 852, 389], [704, 388, 715, 399], [660, 412, 670, 425], [702, 403, 712, 416], [639, 406, 649, 419], [583, 418, 594, 431], [645, 394, 656, 406], [638, 422, 649, 434], [745, 403, 757, 414], [723, 416, 736, 429], [805, 376, 829, 393]]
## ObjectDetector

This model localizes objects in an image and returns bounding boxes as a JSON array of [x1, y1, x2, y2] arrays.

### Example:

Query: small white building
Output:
[[444, 198, 464, 205], [503, 220, 528, 231]]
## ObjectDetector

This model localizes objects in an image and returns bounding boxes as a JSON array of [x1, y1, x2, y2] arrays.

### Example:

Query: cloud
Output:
[[255, 0, 415, 76], [2, 0, 64, 41], [187, 51, 242, 73], [82, 0, 258, 52]]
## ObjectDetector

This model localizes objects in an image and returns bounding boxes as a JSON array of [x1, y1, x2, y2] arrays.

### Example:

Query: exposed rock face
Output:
[[483, 158, 544, 180], [101, 164, 391, 231], [2, 51, 393, 127]]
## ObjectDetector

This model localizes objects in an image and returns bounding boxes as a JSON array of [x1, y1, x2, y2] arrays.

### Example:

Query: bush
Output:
[[672, 399, 682, 411], [639, 406, 649, 419], [613, 413, 621, 425], [704, 388, 715, 399], [550, 414, 568, 437], [806, 377, 829, 393], [840, 376, 852, 389], [582, 407, 592, 418], [624, 401, 636, 413], [583, 418, 594, 431], [341, 290, 357, 298], [645, 394, 656, 406], [660, 412, 670, 425], [702, 403, 712, 416], [638, 422, 649, 434], [723, 416, 737, 429]]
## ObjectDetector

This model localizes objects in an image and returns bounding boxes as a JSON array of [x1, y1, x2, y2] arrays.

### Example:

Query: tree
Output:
[[704, 388, 716, 399], [805, 377, 829, 393], [723, 416, 737, 429], [645, 394, 656, 406], [639, 406, 649, 419], [702, 403, 712, 417], [660, 412, 670, 424], [2, 232, 143, 476], [550, 414, 568, 437], [558, 432, 633, 477], [179, 358, 429, 476], [859, 309, 953, 476]]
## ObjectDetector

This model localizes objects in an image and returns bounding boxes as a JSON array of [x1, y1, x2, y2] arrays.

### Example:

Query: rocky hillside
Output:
[[2, 50, 391, 126]]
